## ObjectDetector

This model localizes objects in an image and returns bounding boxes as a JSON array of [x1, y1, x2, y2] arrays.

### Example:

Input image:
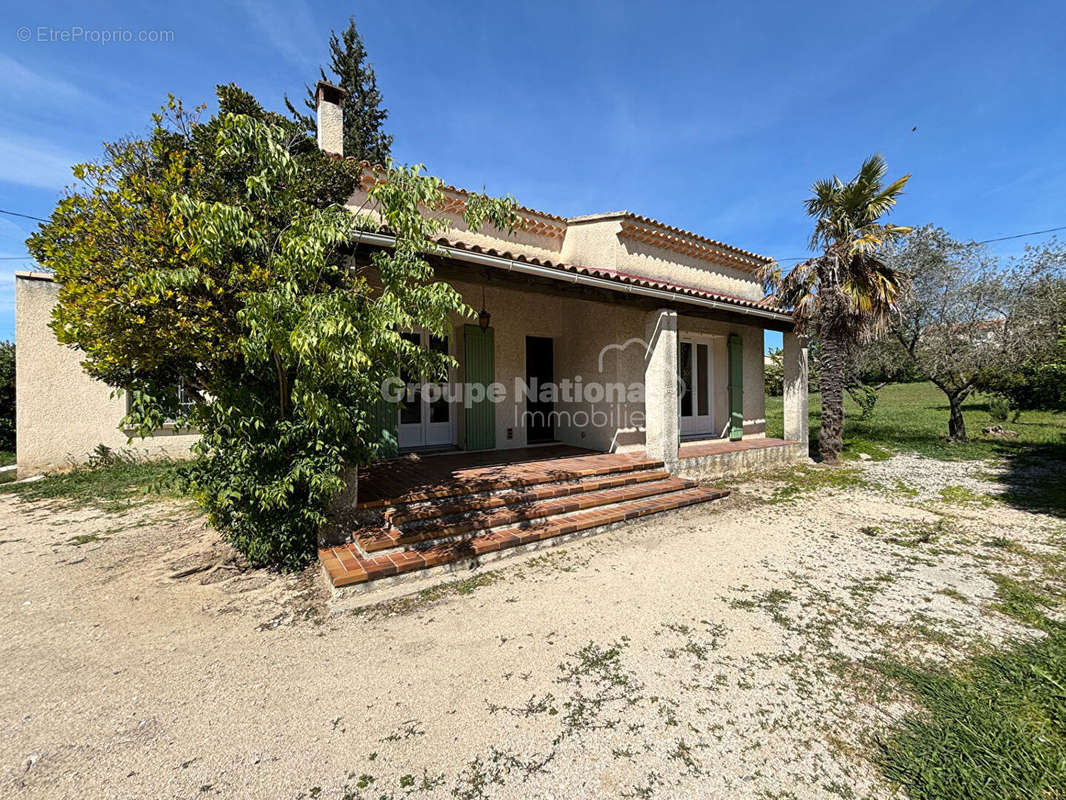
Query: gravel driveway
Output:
[[1, 455, 1062, 799]]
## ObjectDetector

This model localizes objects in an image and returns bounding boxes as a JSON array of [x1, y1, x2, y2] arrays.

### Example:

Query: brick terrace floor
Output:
[[324, 445, 730, 588], [355, 445, 660, 508], [678, 436, 801, 460]]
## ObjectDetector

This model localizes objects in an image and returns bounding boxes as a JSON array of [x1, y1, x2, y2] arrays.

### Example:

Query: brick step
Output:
[[357, 477, 695, 554], [385, 469, 673, 526], [320, 485, 729, 588], [358, 456, 665, 510]]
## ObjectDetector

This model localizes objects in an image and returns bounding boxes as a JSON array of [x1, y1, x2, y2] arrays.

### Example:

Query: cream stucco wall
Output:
[[556, 300, 648, 452], [445, 279, 646, 453], [345, 186, 567, 262], [441, 278, 767, 454], [561, 217, 764, 302], [676, 315, 766, 439], [15, 275, 198, 476]]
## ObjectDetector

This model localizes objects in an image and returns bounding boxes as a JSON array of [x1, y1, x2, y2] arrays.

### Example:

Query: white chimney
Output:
[[315, 81, 346, 157]]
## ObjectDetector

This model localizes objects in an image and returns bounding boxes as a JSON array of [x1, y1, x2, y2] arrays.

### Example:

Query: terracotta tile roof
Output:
[[616, 212, 773, 263], [437, 183, 567, 225], [352, 160, 567, 233], [349, 161, 772, 265], [435, 237, 789, 316], [615, 215, 771, 274]]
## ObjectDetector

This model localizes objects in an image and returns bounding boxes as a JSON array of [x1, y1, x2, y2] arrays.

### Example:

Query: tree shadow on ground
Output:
[[992, 439, 1066, 519], [806, 408, 1066, 518]]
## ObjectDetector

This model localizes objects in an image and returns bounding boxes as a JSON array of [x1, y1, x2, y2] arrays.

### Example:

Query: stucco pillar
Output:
[[644, 309, 679, 466], [783, 332, 809, 444]]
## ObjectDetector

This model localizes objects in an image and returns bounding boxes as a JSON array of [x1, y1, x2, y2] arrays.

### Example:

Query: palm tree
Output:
[[761, 154, 911, 463]]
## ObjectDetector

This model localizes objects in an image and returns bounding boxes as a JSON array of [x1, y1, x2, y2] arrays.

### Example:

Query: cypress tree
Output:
[[285, 16, 393, 164]]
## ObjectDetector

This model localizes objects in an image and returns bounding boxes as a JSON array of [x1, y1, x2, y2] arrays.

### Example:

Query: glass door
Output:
[[397, 330, 454, 449], [679, 336, 714, 436], [424, 333, 453, 446]]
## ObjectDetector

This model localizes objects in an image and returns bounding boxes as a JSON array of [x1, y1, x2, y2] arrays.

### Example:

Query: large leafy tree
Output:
[[28, 85, 516, 568], [881, 227, 1066, 440], [286, 16, 392, 164], [979, 332, 1066, 413], [761, 154, 911, 463]]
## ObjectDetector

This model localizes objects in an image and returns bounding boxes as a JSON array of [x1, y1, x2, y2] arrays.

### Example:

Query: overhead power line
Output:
[[772, 224, 1066, 263], [0, 208, 48, 223], [976, 224, 1066, 244], [0, 206, 1064, 265]]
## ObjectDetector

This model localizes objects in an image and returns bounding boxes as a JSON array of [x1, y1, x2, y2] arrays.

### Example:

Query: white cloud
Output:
[[0, 54, 97, 106], [238, 0, 321, 68], [0, 132, 84, 192]]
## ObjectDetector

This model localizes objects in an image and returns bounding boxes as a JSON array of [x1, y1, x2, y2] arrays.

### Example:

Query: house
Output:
[[15, 83, 809, 589]]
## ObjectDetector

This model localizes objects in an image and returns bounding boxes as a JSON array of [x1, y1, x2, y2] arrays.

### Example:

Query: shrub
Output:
[[764, 349, 783, 396], [980, 361, 1066, 412], [0, 342, 13, 452], [988, 395, 1010, 423]]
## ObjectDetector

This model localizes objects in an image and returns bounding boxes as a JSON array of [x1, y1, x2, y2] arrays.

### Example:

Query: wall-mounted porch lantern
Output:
[[478, 286, 491, 330]]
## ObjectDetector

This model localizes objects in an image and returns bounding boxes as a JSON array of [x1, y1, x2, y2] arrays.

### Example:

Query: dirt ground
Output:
[[1, 455, 1062, 799]]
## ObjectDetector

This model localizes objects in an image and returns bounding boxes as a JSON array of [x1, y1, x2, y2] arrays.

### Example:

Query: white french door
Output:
[[397, 330, 455, 449], [679, 336, 715, 436]]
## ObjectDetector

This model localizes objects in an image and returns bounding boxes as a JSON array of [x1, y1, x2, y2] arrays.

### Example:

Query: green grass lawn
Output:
[[877, 622, 1066, 800], [766, 381, 1066, 462], [875, 582, 1066, 800], [0, 458, 186, 512], [767, 382, 1066, 799]]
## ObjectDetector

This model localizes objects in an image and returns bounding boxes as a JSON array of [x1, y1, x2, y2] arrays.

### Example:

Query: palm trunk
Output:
[[818, 331, 847, 463]]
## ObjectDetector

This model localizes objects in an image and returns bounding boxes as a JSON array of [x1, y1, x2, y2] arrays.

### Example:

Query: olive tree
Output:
[[885, 226, 1066, 441]]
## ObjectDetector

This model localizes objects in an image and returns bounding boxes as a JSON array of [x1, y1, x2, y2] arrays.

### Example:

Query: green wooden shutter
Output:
[[728, 333, 744, 441], [370, 393, 398, 460], [464, 324, 496, 450]]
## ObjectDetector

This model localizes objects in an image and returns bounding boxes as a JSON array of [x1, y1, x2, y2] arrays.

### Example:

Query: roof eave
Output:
[[352, 231, 795, 326]]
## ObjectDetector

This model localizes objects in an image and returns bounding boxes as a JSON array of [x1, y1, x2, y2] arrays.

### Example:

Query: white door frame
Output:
[[679, 334, 716, 437], [397, 329, 457, 449]]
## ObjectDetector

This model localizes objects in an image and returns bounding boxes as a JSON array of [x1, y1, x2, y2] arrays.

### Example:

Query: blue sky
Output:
[[1, 1, 1064, 351]]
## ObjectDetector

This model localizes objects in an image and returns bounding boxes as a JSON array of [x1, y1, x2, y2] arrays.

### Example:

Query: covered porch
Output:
[[323, 238, 811, 591], [383, 252, 811, 469]]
